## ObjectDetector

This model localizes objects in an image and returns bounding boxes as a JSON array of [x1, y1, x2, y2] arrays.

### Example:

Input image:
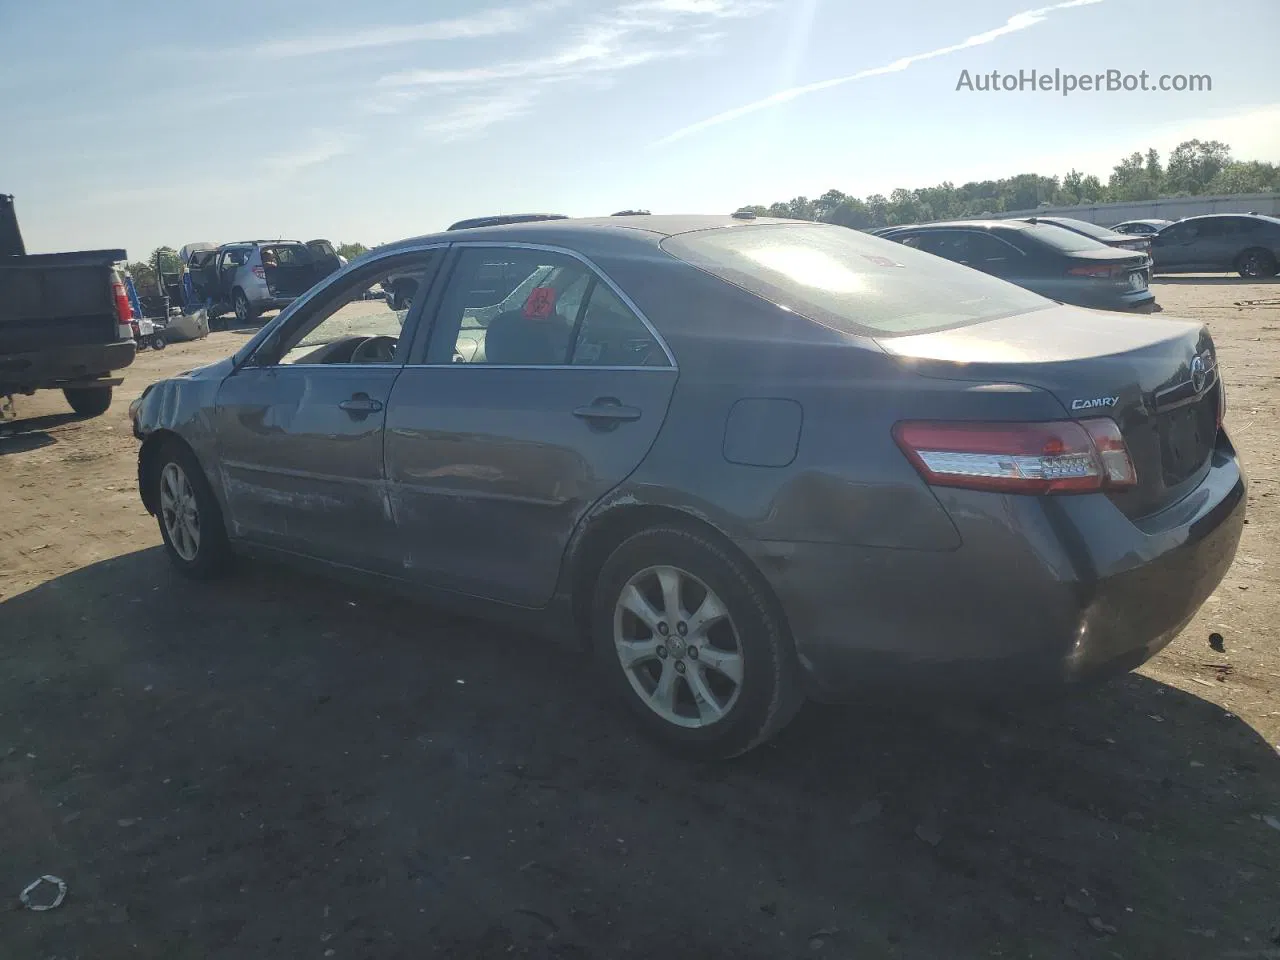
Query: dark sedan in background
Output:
[[130, 215, 1243, 757], [1112, 218, 1174, 236], [1151, 213, 1280, 278], [1017, 215, 1152, 256], [877, 219, 1156, 311]]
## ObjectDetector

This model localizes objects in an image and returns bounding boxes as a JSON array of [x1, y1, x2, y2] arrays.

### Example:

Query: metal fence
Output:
[[995, 192, 1280, 226]]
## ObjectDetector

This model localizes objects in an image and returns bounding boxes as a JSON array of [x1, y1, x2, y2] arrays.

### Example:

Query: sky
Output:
[[2, 0, 1278, 257]]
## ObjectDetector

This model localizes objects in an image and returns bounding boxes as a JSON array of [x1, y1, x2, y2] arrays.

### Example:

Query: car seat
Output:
[[482, 309, 569, 365]]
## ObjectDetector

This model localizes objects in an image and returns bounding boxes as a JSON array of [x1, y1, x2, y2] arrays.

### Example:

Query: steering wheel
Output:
[[349, 335, 398, 364]]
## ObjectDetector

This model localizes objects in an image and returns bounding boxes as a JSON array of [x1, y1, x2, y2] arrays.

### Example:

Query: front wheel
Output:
[[1237, 247, 1278, 279], [63, 385, 113, 417], [592, 526, 804, 758], [153, 443, 231, 578]]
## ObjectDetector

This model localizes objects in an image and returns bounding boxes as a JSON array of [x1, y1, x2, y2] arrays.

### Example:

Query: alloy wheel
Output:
[[613, 565, 744, 728], [159, 461, 201, 562]]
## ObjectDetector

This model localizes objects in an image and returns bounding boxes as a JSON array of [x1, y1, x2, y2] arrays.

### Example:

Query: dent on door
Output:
[[383, 367, 677, 606], [215, 365, 401, 569]]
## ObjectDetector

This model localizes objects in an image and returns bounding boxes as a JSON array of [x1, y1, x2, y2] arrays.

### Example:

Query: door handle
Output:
[[573, 398, 642, 422], [339, 394, 383, 415]]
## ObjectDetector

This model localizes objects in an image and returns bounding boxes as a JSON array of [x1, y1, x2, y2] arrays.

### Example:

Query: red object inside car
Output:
[[522, 286, 558, 319]]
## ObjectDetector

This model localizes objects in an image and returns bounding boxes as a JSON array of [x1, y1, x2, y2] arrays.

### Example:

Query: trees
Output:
[[335, 242, 368, 261], [742, 139, 1271, 229], [125, 246, 182, 296], [1207, 160, 1280, 195], [1164, 139, 1232, 195]]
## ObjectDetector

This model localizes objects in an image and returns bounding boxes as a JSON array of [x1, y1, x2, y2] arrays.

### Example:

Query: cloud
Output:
[[651, 0, 1108, 145], [262, 134, 353, 175], [377, 0, 768, 139], [421, 89, 541, 141], [253, 0, 565, 58], [379, 22, 689, 89]]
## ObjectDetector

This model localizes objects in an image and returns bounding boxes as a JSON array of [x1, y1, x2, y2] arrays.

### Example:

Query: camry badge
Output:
[[1071, 396, 1119, 410]]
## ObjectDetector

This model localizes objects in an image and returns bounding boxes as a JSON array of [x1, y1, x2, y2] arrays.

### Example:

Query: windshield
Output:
[[661, 223, 1051, 336]]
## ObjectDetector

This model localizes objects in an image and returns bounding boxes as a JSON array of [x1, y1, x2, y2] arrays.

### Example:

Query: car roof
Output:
[[878, 220, 1027, 232], [1178, 212, 1280, 224], [375, 214, 799, 254]]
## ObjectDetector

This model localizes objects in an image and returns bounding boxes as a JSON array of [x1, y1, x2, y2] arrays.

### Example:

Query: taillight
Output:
[[893, 419, 1137, 494], [252, 266, 266, 279], [112, 276, 134, 321], [1067, 265, 1118, 279], [112, 274, 135, 338]]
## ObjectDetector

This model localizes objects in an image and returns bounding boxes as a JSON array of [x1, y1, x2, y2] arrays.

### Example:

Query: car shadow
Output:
[[2, 549, 1277, 958], [0, 410, 82, 455], [1153, 275, 1280, 285]]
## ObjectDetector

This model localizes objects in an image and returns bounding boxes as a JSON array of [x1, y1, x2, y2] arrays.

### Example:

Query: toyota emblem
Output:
[[1190, 354, 1208, 394]]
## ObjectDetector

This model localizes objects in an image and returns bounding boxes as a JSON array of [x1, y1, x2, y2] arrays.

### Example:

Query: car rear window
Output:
[[1022, 223, 1110, 253], [660, 223, 1051, 337], [1040, 218, 1119, 241]]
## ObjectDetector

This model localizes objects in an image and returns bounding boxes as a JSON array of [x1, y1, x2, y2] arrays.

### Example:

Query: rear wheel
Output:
[[63, 385, 112, 418], [1237, 247, 1278, 279], [233, 289, 257, 324], [152, 442, 230, 578], [592, 526, 804, 758]]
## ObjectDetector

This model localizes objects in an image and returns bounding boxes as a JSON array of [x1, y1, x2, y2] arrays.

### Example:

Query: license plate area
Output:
[[1157, 399, 1214, 485]]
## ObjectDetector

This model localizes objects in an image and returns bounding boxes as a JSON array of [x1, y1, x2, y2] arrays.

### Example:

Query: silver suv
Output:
[[180, 239, 342, 326]]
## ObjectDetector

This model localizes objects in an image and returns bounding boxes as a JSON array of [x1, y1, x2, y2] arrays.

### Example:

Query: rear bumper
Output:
[[743, 436, 1245, 701], [0, 339, 136, 392], [1083, 288, 1157, 311]]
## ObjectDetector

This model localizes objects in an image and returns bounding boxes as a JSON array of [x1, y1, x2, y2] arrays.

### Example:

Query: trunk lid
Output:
[[879, 304, 1221, 519], [1065, 249, 1151, 297], [261, 243, 336, 298]]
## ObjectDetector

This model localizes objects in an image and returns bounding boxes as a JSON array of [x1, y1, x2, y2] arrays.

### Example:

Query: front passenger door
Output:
[[1152, 222, 1199, 273], [213, 250, 441, 573]]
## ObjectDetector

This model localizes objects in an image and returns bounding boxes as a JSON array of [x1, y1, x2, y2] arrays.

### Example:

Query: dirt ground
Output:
[[2, 279, 1278, 959]]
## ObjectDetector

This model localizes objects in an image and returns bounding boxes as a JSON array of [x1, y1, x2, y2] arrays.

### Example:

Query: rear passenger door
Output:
[[384, 244, 679, 607]]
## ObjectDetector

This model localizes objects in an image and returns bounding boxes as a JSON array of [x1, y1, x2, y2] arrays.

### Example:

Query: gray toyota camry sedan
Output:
[[130, 214, 1245, 757]]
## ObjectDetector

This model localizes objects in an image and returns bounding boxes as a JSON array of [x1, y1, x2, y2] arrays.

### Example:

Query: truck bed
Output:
[[1, 255, 124, 356]]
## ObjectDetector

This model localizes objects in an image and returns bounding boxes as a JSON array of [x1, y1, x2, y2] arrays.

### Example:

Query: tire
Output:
[[1237, 247, 1278, 279], [233, 289, 257, 324], [63, 385, 113, 418], [591, 525, 804, 758], [151, 441, 231, 579]]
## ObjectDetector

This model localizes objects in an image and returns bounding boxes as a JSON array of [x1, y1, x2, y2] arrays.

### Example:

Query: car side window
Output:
[[912, 231, 961, 259], [1195, 220, 1225, 238], [960, 231, 1020, 270], [1233, 217, 1260, 234], [261, 253, 437, 366], [429, 248, 586, 365], [571, 282, 668, 367]]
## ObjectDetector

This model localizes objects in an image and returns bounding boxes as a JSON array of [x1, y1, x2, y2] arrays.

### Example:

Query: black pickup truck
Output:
[[1, 194, 137, 419]]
